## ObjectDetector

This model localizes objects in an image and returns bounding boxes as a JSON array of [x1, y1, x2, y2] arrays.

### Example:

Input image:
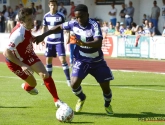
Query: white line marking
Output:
[[0, 75, 165, 92], [115, 86, 165, 92]]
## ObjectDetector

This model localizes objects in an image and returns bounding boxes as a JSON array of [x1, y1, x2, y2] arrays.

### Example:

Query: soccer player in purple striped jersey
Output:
[[42, 0, 71, 86], [33, 4, 114, 115]]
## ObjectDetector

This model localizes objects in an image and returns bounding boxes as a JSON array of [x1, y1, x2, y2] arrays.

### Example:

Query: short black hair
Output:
[[153, 0, 157, 3], [74, 4, 88, 12]]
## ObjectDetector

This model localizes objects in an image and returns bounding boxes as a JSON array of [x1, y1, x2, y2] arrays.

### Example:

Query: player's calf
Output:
[[21, 83, 38, 95]]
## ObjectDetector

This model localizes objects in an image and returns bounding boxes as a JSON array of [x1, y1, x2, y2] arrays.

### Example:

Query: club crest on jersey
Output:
[[86, 30, 92, 37], [56, 17, 60, 21]]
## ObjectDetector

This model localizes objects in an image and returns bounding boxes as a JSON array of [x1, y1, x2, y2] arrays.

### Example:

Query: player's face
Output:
[[49, 2, 57, 13], [75, 11, 89, 27], [22, 14, 34, 30]]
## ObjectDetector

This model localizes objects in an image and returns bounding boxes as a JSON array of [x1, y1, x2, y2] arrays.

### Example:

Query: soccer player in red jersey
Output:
[[3, 8, 66, 108]]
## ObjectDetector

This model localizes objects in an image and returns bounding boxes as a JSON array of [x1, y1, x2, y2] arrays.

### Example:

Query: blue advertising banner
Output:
[[117, 35, 150, 58]]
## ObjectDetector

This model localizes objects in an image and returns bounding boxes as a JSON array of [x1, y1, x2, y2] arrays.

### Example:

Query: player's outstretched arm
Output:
[[76, 37, 102, 48], [33, 24, 63, 45]]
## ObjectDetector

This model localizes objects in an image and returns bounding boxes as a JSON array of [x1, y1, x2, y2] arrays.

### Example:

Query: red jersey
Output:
[[70, 6, 76, 17], [8, 23, 34, 61]]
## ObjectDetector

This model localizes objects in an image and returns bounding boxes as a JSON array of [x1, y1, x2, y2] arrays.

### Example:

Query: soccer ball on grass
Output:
[[56, 105, 74, 122]]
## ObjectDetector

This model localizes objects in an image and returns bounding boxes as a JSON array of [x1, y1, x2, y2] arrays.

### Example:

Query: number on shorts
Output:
[[74, 61, 81, 69], [28, 58, 34, 64]]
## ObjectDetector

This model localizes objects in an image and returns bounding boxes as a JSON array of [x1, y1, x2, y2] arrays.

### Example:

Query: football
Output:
[[56, 105, 74, 123]]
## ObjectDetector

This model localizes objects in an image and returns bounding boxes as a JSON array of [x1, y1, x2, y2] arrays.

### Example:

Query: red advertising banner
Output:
[[102, 36, 113, 56]]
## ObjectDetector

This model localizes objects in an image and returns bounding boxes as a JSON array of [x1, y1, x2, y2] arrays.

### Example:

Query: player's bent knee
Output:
[[70, 81, 80, 89], [39, 72, 49, 79]]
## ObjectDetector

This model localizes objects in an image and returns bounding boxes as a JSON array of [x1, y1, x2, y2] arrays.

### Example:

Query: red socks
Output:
[[24, 83, 35, 91], [44, 77, 59, 102]]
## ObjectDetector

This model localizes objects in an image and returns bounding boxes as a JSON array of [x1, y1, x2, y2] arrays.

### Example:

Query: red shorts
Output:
[[5, 53, 41, 80]]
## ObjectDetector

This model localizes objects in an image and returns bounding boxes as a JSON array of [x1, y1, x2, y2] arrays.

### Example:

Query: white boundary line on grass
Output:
[[0, 75, 165, 92]]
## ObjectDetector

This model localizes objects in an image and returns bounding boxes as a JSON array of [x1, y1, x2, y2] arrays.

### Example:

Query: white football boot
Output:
[[21, 83, 38, 95], [67, 80, 71, 87], [55, 99, 67, 108]]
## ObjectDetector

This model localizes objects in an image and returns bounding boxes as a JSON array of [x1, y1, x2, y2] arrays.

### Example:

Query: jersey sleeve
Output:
[[43, 15, 47, 26], [62, 20, 74, 31], [58, 12, 65, 23], [92, 22, 103, 39], [7, 31, 24, 51]]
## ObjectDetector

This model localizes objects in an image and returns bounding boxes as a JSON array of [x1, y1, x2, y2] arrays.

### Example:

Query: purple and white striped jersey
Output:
[[62, 19, 104, 63], [43, 12, 65, 44]]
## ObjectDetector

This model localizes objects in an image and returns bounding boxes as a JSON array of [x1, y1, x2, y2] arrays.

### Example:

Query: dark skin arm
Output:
[[33, 24, 63, 45], [76, 37, 102, 48], [33, 24, 103, 48]]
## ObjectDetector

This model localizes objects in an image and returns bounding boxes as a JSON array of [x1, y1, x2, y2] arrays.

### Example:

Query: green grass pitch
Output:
[[0, 62, 165, 125]]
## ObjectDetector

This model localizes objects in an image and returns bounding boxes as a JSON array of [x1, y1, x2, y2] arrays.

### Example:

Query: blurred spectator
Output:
[[67, 18, 76, 67], [59, 2, 67, 17], [162, 27, 165, 36], [107, 23, 115, 35], [131, 22, 139, 35], [2, 5, 7, 14], [4, 6, 10, 33], [109, 21, 114, 27], [31, 2, 36, 19], [114, 26, 121, 36], [0, 11, 5, 32], [68, 1, 76, 19], [162, 0, 165, 30], [143, 14, 148, 22], [2, 5, 8, 32], [125, 1, 134, 27], [116, 21, 120, 28], [101, 21, 108, 38], [35, 5, 43, 25], [7, 8, 15, 33], [142, 14, 148, 27], [36, 5, 39, 11], [143, 20, 150, 36], [32, 20, 42, 36], [14, 5, 19, 15], [136, 26, 145, 35], [119, 3, 126, 24], [151, 0, 160, 30], [149, 21, 155, 37], [19, 4, 23, 9], [119, 22, 125, 35], [14, 5, 19, 26], [142, 14, 150, 28], [124, 26, 132, 35], [101, 22, 109, 33], [108, 2, 117, 26]]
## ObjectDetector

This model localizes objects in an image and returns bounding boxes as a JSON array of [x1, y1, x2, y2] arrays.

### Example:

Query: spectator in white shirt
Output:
[[35, 5, 43, 25], [108, 2, 117, 26], [162, 27, 165, 36]]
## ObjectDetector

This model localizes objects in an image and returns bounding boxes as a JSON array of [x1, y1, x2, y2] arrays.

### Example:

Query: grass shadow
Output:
[[75, 112, 165, 118], [68, 122, 94, 124], [112, 112, 165, 118], [0, 106, 31, 108]]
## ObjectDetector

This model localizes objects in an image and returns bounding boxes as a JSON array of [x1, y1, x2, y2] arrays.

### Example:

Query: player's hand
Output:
[[41, 41, 45, 46], [76, 39, 85, 46], [21, 64, 33, 76], [32, 35, 45, 45]]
